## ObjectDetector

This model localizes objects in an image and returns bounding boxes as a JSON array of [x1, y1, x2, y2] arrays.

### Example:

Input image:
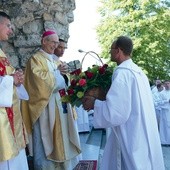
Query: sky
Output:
[[62, 0, 102, 70]]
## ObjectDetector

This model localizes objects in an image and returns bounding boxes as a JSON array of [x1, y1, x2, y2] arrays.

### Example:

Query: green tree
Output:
[[97, 0, 170, 82]]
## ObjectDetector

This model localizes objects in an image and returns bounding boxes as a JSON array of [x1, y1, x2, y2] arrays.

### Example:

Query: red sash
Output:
[[0, 58, 14, 135]]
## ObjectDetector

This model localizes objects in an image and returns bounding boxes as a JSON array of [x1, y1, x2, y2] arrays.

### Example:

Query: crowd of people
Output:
[[0, 11, 169, 170], [152, 79, 170, 146]]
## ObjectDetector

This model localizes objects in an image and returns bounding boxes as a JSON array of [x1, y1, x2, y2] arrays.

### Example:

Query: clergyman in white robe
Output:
[[158, 81, 170, 145], [93, 59, 165, 170], [152, 83, 164, 128]]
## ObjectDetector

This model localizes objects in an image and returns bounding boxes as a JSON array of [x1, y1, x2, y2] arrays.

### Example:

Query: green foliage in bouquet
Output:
[[61, 64, 113, 107]]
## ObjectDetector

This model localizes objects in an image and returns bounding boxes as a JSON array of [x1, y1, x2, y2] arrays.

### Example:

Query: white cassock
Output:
[[93, 59, 165, 170], [0, 76, 29, 170], [76, 105, 90, 132], [151, 86, 158, 94], [152, 90, 163, 126], [158, 89, 170, 144], [0, 149, 28, 170]]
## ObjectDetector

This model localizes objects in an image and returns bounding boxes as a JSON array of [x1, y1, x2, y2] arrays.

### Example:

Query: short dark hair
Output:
[[115, 36, 133, 55], [164, 80, 170, 83], [156, 83, 162, 88], [59, 38, 67, 43], [0, 11, 11, 21]]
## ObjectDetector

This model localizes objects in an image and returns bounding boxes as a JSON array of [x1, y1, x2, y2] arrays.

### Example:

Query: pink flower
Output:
[[79, 79, 86, 86]]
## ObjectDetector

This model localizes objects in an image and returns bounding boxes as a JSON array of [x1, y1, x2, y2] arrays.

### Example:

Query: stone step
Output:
[[79, 128, 104, 161], [86, 128, 103, 146], [79, 131, 91, 144]]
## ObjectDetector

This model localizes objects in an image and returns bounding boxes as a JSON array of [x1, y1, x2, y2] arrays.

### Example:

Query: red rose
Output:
[[85, 71, 94, 79], [71, 79, 77, 86], [70, 68, 81, 75], [67, 88, 74, 95], [59, 89, 66, 97], [99, 66, 106, 74], [102, 64, 108, 69], [79, 79, 86, 86]]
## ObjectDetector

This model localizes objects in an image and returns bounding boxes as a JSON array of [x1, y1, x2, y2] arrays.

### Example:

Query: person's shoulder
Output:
[[28, 48, 41, 58], [113, 65, 135, 83], [158, 89, 166, 97], [33, 49, 42, 56], [30, 50, 45, 61], [115, 60, 137, 75], [26, 50, 47, 68]]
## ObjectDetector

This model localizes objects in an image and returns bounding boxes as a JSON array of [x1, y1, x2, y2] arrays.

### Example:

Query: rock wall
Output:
[[0, 0, 75, 68]]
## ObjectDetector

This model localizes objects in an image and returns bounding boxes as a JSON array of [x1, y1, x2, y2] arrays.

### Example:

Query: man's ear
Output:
[[42, 38, 47, 45], [117, 48, 123, 55], [42, 39, 45, 45]]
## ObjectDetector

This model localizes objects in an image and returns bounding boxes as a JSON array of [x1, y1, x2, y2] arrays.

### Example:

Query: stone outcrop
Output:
[[0, 0, 75, 68]]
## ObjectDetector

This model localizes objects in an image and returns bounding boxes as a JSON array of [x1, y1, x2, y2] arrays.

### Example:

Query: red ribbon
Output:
[[0, 58, 15, 136]]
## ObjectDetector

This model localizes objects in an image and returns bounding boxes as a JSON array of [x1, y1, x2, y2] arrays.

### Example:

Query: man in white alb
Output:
[[82, 36, 165, 170]]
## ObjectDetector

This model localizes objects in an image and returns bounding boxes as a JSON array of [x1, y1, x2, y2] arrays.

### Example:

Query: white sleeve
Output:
[[159, 92, 170, 109], [16, 84, 29, 100], [0, 75, 13, 107], [93, 75, 131, 128], [54, 69, 66, 90]]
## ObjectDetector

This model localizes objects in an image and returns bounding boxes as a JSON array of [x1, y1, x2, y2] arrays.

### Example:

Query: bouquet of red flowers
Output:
[[61, 64, 113, 107]]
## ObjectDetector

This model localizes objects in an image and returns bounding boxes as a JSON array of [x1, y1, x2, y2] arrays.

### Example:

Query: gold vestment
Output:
[[21, 50, 81, 162], [0, 49, 27, 162]]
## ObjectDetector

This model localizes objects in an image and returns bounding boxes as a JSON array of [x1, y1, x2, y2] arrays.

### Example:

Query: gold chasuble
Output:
[[0, 49, 27, 161], [21, 50, 81, 162]]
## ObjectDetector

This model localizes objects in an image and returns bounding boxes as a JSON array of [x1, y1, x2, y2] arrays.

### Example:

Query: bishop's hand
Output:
[[58, 62, 69, 75]]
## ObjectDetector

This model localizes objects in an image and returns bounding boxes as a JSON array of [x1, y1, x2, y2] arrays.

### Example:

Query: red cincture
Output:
[[5, 107, 15, 135], [0, 61, 6, 76], [0, 58, 15, 136]]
